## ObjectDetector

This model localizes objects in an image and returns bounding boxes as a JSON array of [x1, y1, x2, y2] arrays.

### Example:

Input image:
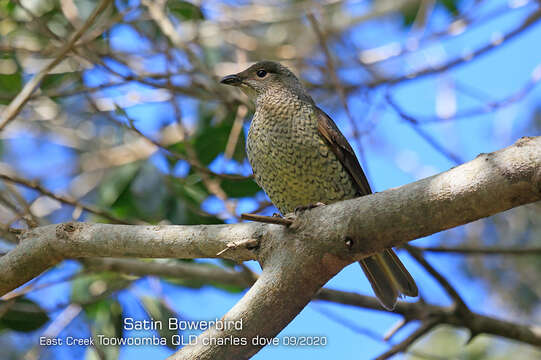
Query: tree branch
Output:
[[406, 245, 470, 316], [70, 257, 541, 350], [1, 136, 539, 358], [0, 173, 131, 224], [82, 258, 255, 289], [413, 245, 541, 255], [316, 289, 541, 347], [0, 222, 260, 296], [0, 0, 113, 131], [367, 8, 541, 87]]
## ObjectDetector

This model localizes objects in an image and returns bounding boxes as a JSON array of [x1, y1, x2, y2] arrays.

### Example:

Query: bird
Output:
[[220, 60, 418, 310]]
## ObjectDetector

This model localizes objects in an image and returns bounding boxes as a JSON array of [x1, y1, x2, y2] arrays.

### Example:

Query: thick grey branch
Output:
[[170, 136, 541, 359], [0, 136, 539, 358], [0, 223, 260, 295]]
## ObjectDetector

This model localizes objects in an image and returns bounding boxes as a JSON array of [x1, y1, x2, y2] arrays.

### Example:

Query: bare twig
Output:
[[85, 92, 250, 181], [83, 258, 255, 288], [0, 173, 131, 224], [406, 245, 470, 316], [308, 12, 372, 180], [0, 0, 113, 130], [367, 8, 541, 87], [216, 239, 260, 256], [383, 318, 409, 341], [241, 213, 293, 226], [224, 105, 248, 160], [385, 91, 463, 164], [413, 245, 541, 255], [393, 71, 541, 123], [375, 319, 440, 360], [316, 288, 541, 348]]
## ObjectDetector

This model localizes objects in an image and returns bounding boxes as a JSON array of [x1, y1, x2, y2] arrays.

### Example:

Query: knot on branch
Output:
[[55, 222, 83, 254], [56, 222, 79, 237], [344, 237, 354, 250]]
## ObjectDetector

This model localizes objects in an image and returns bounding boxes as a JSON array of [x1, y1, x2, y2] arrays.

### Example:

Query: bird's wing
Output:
[[315, 106, 372, 196]]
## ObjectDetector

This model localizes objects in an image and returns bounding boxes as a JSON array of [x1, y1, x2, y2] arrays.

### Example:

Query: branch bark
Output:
[[1, 136, 540, 358], [317, 289, 541, 347], [82, 257, 541, 347]]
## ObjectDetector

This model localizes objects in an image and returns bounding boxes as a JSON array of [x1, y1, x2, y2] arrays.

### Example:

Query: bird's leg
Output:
[[294, 202, 326, 215], [279, 203, 327, 230], [283, 213, 295, 221]]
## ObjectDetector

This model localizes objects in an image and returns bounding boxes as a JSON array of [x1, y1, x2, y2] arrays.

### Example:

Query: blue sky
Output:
[[4, 0, 541, 359]]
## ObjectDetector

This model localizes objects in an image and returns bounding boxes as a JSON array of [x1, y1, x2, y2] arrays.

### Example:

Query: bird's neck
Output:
[[255, 87, 313, 118]]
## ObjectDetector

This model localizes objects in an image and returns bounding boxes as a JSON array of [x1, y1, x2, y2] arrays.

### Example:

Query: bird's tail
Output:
[[359, 249, 418, 310]]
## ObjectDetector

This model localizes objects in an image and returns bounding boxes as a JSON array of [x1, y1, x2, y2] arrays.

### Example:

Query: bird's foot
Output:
[[283, 213, 297, 222], [294, 202, 326, 215]]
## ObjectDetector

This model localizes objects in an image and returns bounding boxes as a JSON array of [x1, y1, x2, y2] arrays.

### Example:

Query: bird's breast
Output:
[[246, 103, 357, 214]]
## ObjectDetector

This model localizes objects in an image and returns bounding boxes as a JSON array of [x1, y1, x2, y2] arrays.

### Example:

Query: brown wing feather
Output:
[[315, 107, 372, 196], [316, 106, 418, 309]]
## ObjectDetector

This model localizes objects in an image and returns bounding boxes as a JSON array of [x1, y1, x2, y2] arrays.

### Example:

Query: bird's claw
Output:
[[294, 202, 326, 215], [283, 213, 297, 221]]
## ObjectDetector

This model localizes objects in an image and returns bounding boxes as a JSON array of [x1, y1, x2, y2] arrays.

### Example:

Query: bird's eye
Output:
[[256, 70, 267, 78]]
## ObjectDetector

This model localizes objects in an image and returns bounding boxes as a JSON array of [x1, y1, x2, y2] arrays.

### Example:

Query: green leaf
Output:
[[85, 298, 123, 360], [99, 163, 141, 207], [40, 73, 72, 91], [400, 1, 421, 27], [71, 272, 131, 305], [220, 177, 260, 198], [166, 140, 188, 168], [97, 163, 142, 220], [0, 73, 22, 104], [162, 260, 245, 292], [0, 0, 17, 15], [193, 121, 246, 165], [0, 298, 49, 332], [400, 0, 461, 27], [139, 296, 179, 349], [168, 174, 208, 206], [213, 283, 245, 293], [165, 176, 223, 224], [439, 0, 460, 16], [167, 1, 204, 21]]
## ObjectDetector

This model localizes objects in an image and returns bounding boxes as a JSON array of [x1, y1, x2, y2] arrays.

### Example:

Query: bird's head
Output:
[[220, 61, 309, 102]]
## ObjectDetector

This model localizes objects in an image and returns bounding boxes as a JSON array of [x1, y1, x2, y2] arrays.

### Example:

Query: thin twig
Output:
[[412, 245, 541, 255], [367, 8, 541, 87], [216, 239, 260, 256], [308, 12, 372, 181], [85, 92, 250, 181], [0, 173, 131, 224], [224, 105, 248, 160], [406, 245, 470, 316], [241, 213, 293, 226], [375, 319, 440, 360], [0, 0, 113, 130], [396, 73, 541, 123], [312, 304, 383, 342], [383, 318, 410, 341], [385, 91, 463, 164]]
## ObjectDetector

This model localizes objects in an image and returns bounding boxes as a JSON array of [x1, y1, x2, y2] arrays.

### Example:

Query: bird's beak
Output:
[[220, 74, 242, 86]]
